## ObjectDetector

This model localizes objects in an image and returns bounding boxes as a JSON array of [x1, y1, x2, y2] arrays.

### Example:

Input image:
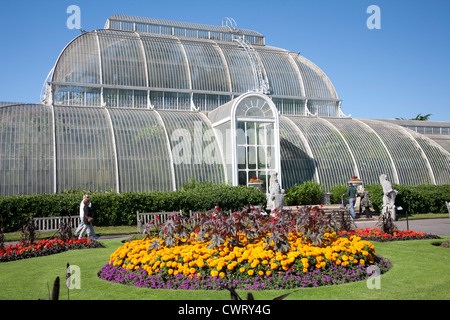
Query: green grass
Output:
[[1, 236, 449, 300]]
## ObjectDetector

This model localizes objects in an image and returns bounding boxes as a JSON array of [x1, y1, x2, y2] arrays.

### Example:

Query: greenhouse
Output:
[[0, 15, 449, 197]]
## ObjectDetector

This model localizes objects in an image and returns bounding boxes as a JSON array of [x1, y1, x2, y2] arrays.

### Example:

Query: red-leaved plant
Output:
[[144, 205, 336, 253]]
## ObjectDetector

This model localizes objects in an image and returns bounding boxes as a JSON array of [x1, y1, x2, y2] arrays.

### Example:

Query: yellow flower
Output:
[[211, 270, 218, 277], [248, 269, 254, 276], [239, 267, 246, 273], [266, 270, 272, 276], [219, 272, 225, 278], [258, 270, 264, 276]]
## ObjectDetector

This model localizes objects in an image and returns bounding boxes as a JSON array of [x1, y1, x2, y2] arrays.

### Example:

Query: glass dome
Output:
[[45, 15, 340, 117]]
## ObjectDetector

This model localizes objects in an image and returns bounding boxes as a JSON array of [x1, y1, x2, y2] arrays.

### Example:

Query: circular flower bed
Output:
[[99, 207, 391, 290], [99, 234, 390, 290], [0, 238, 105, 262]]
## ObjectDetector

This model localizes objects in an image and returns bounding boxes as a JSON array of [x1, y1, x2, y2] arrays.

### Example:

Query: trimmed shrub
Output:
[[285, 181, 325, 206], [0, 182, 266, 232], [330, 184, 349, 204], [365, 184, 450, 215]]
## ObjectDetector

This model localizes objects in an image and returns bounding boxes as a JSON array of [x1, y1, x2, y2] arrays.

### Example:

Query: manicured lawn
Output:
[[0, 236, 449, 300]]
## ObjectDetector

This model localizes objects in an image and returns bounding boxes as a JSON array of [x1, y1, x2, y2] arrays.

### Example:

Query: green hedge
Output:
[[365, 184, 450, 215], [285, 181, 325, 206], [330, 184, 348, 205], [287, 182, 449, 215], [0, 182, 266, 233]]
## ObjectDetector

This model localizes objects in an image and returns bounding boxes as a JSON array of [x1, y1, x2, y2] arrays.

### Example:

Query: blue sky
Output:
[[0, 0, 449, 121]]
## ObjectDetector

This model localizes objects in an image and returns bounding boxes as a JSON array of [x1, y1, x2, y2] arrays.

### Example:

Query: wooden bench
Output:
[[136, 211, 182, 233], [136, 210, 235, 233], [33, 216, 80, 233]]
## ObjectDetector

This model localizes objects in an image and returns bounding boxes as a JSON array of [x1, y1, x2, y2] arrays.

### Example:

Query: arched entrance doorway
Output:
[[208, 92, 281, 194]]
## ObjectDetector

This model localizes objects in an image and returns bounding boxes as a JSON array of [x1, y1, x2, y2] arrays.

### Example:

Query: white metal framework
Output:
[[44, 15, 341, 117], [0, 16, 449, 197], [209, 92, 281, 191]]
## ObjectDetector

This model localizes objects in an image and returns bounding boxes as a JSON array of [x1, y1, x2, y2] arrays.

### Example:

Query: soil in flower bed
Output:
[[0, 238, 105, 263], [339, 228, 440, 242], [98, 255, 391, 290]]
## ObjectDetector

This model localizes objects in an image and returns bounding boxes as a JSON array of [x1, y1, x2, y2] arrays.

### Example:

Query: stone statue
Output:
[[379, 174, 398, 220], [267, 172, 285, 213]]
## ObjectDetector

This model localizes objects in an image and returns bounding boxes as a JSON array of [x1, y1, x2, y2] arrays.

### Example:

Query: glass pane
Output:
[[118, 89, 134, 108], [104, 88, 118, 107], [247, 146, 256, 169], [267, 146, 275, 169], [258, 146, 266, 169], [248, 171, 257, 183], [236, 122, 246, 145], [238, 170, 247, 186], [237, 146, 246, 169], [266, 124, 275, 146], [150, 91, 164, 109], [246, 122, 256, 145], [257, 170, 269, 193], [257, 123, 266, 145]]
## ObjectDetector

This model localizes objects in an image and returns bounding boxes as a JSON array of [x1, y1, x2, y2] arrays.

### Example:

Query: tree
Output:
[[395, 113, 432, 121], [411, 113, 432, 121]]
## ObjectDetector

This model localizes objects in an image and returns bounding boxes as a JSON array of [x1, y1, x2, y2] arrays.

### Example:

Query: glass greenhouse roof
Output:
[[1, 102, 449, 196], [43, 16, 340, 117], [105, 15, 265, 45], [0, 16, 448, 197]]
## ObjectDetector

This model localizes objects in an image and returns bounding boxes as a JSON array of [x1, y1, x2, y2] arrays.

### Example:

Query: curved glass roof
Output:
[[47, 25, 339, 114], [2, 16, 448, 197], [105, 15, 265, 45], [1, 104, 449, 196]]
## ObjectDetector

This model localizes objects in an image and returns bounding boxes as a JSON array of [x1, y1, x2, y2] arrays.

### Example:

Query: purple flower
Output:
[[97, 254, 391, 291]]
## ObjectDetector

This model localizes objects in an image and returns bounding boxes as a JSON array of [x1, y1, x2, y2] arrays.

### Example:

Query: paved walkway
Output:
[[284, 205, 450, 237]]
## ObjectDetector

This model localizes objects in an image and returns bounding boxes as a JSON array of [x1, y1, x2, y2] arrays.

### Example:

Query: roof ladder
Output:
[[233, 36, 270, 95]]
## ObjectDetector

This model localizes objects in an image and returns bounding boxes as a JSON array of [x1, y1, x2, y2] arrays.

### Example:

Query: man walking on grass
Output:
[[74, 194, 99, 240]]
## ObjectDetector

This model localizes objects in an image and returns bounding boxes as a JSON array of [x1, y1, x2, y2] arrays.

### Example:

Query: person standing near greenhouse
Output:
[[74, 194, 99, 240], [342, 183, 359, 218], [360, 187, 372, 218]]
